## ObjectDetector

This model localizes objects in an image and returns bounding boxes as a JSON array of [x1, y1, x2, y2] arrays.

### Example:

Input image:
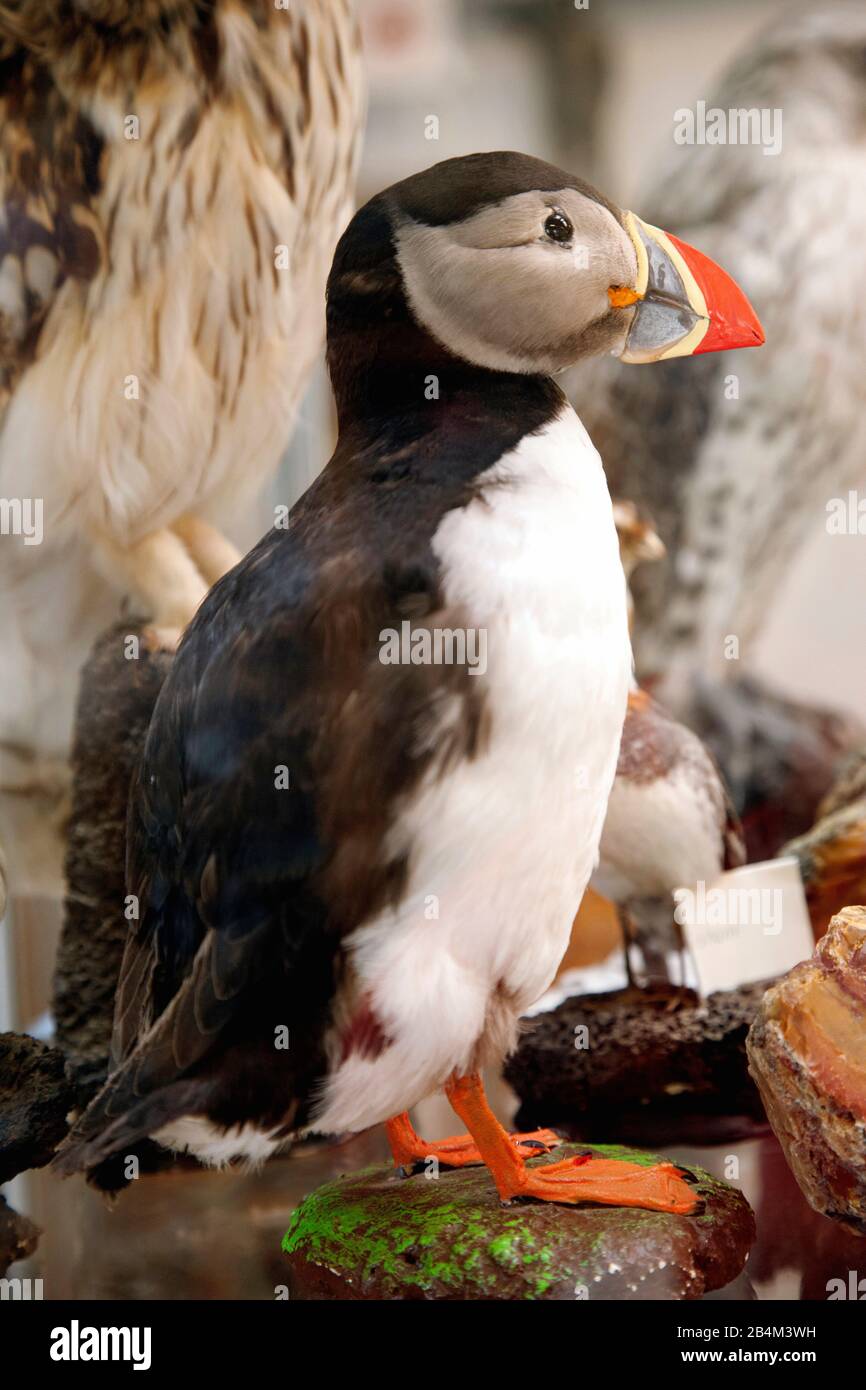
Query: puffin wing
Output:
[[54, 541, 339, 1173], [53, 482, 487, 1176], [113, 610, 329, 1073]]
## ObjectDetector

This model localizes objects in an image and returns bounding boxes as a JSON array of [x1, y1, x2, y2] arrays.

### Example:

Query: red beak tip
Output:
[[666, 229, 764, 355], [729, 317, 765, 350], [694, 319, 764, 356]]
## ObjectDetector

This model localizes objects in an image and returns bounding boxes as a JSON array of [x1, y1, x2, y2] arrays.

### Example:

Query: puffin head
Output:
[[328, 151, 763, 390]]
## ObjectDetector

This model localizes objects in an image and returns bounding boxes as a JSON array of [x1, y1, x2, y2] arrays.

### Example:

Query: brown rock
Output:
[[0, 1032, 75, 1183], [506, 981, 768, 1143], [747, 906, 866, 1234], [0, 1195, 40, 1276], [54, 622, 172, 1100], [282, 1142, 755, 1300], [782, 749, 866, 940]]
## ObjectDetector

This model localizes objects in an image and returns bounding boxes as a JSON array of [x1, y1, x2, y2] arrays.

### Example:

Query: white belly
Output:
[[315, 404, 632, 1134], [595, 766, 725, 902]]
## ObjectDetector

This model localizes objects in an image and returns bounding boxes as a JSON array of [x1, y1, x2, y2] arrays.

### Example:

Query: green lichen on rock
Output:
[[283, 1173, 558, 1297], [282, 1142, 755, 1301], [581, 1142, 663, 1168]]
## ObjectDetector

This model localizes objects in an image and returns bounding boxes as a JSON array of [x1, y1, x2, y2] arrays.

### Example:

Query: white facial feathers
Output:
[[394, 188, 638, 375]]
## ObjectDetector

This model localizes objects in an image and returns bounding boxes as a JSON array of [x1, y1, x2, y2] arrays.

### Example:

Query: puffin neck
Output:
[[325, 194, 563, 441]]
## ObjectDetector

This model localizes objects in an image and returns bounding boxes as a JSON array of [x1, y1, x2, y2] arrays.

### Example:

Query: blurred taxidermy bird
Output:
[[592, 502, 745, 988], [56, 151, 761, 1213], [594, 687, 746, 989], [610, 498, 665, 632], [573, 4, 866, 851], [577, 3, 866, 699], [0, 0, 364, 789]]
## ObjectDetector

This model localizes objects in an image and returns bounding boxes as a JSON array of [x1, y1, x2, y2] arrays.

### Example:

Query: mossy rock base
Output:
[[282, 1142, 755, 1300]]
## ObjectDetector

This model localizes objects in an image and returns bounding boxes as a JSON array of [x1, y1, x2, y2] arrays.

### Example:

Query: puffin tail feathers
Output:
[[52, 1076, 212, 1182]]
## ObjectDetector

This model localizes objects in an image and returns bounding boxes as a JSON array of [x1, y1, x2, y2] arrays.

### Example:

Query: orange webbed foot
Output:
[[503, 1153, 698, 1214], [440, 1073, 698, 1215]]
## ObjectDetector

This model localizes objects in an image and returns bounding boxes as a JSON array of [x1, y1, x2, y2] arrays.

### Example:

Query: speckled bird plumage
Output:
[[0, 0, 364, 781]]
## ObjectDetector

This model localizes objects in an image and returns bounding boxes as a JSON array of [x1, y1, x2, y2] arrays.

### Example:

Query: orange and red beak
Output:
[[612, 212, 764, 363]]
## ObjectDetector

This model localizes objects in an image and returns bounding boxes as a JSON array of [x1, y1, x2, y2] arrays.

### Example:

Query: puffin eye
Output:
[[544, 209, 573, 244]]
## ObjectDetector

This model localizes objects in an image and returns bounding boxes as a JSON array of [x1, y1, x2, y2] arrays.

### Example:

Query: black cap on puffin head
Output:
[[327, 151, 763, 403]]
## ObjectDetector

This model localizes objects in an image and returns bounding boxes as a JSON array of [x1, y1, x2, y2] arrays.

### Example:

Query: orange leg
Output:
[[444, 1072, 697, 1214], [385, 1110, 561, 1174]]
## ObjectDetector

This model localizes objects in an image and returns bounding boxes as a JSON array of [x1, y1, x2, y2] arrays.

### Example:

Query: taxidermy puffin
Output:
[[56, 152, 762, 1213]]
